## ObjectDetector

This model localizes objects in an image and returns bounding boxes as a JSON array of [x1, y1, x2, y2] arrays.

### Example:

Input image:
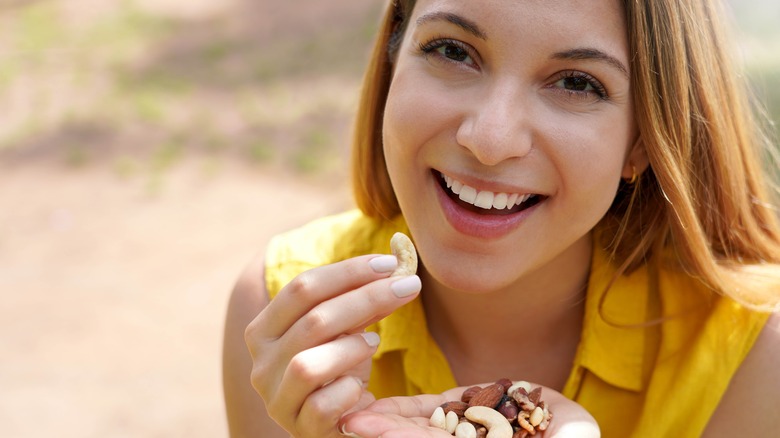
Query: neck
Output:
[[420, 238, 591, 389]]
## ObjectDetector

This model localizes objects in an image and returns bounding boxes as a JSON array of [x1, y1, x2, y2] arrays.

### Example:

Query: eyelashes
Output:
[[551, 71, 609, 100], [418, 37, 479, 67], [416, 37, 611, 100]]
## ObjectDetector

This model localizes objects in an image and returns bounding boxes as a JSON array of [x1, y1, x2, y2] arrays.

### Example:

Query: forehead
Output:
[[408, 0, 629, 59]]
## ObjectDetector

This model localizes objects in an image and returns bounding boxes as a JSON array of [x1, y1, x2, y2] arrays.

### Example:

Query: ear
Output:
[[621, 137, 650, 180]]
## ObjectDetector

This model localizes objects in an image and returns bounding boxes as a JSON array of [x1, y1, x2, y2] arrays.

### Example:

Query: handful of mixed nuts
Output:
[[429, 378, 553, 438]]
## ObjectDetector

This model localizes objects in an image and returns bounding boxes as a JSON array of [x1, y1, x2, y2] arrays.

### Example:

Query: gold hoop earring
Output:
[[626, 165, 638, 184]]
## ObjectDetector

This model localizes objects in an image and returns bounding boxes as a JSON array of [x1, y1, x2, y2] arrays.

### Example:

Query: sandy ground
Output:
[[0, 160, 351, 437]]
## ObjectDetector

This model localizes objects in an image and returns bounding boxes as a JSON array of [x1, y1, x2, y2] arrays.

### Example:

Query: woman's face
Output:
[[383, 0, 638, 294]]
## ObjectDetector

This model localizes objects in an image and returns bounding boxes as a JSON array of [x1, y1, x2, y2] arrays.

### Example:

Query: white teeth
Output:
[[441, 172, 534, 210], [493, 192, 508, 209], [451, 180, 463, 195], [519, 193, 531, 204], [458, 185, 477, 203], [474, 191, 494, 209]]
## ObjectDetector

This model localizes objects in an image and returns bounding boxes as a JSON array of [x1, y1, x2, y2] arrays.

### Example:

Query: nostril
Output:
[[456, 122, 533, 166]]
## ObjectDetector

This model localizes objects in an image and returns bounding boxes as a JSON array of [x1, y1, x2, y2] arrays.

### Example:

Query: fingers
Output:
[[341, 393, 455, 438], [246, 272, 420, 401], [295, 375, 380, 438], [361, 393, 450, 418], [294, 375, 366, 437], [242, 253, 422, 437], [279, 274, 421, 354], [341, 411, 444, 438], [251, 255, 399, 339], [270, 332, 380, 419]]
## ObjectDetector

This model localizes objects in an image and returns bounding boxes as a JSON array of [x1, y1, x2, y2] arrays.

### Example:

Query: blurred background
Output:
[[0, 0, 777, 436]]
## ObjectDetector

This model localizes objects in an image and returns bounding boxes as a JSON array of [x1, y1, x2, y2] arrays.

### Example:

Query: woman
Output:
[[223, 0, 780, 436]]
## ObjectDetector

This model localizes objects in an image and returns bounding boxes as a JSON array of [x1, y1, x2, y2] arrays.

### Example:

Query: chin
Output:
[[427, 261, 520, 296]]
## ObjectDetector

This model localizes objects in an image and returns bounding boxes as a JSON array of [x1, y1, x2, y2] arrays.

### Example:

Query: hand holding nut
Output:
[[340, 380, 601, 438], [390, 232, 418, 277]]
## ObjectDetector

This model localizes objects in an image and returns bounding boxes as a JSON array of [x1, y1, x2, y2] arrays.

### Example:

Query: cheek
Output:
[[381, 85, 411, 187], [382, 74, 432, 200], [383, 69, 458, 156], [547, 117, 632, 208], [382, 77, 433, 191]]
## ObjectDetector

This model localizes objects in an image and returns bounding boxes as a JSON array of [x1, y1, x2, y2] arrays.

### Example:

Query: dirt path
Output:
[[0, 160, 350, 437]]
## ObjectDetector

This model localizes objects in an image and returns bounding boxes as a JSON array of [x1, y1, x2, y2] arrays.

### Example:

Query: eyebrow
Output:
[[415, 11, 488, 40], [552, 48, 629, 78]]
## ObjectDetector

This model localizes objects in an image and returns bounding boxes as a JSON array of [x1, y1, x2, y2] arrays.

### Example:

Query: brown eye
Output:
[[439, 44, 469, 62], [419, 38, 477, 67], [562, 77, 591, 91], [551, 71, 608, 99]]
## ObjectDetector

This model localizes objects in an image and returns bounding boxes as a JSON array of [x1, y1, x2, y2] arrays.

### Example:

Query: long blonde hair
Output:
[[350, 0, 780, 311]]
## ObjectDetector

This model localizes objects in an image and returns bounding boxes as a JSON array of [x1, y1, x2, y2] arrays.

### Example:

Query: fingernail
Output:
[[353, 375, 366, 389], [390, 275, 421, 298], [360, 331, 380, 347], [340, 423, 363, 438], [369, 255, 397, 273]]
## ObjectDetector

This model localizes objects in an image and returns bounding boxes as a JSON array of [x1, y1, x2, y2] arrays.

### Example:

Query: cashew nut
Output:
[[390, 232, 418, 277], [464, 406, 513, 438]]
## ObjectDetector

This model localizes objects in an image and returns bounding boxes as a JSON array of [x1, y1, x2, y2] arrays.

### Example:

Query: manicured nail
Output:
[[340, 423, 363, 438], [360, 331, 380, 347], [369, 255, 397, 273], [353, 375, 367, 389], [390, 275, 421, 298]]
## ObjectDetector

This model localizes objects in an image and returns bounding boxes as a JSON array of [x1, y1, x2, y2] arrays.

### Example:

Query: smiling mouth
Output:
[[437, 171, 544, 215]]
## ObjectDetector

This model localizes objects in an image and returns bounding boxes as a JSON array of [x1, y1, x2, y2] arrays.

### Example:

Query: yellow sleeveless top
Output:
[[264, 210, 768, 437]]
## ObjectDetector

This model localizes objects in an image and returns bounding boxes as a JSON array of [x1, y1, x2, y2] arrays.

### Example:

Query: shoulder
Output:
[[229, 252, 270, 319], [703, 312, 780, 436]]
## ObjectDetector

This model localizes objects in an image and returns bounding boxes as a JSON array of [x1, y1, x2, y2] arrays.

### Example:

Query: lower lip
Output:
[[435, 176, 539, 239]]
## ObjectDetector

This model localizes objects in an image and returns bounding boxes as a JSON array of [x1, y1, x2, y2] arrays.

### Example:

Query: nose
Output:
[[455, 79, 533, 165]]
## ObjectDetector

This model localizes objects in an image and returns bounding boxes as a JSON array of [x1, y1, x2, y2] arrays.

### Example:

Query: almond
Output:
[[441, 401, 470, 417], [461, 385, 483, 403], [467, 383, 504, 409]]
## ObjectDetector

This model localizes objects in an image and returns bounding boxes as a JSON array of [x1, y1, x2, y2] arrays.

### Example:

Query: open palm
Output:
[[341, 385, 599, 438]]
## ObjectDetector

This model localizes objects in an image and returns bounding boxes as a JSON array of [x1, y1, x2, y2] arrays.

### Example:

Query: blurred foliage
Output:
[[0, 0, 382, 184], [728, 0, 780, 183], [0, 0, 776, 185]]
